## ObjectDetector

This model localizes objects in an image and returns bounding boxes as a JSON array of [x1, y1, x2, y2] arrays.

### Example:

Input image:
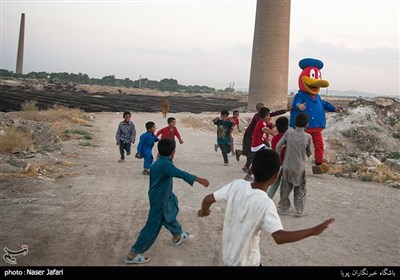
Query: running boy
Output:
[[198, 149, 334, 266], [267, 116, 289, 198], [244, 107, 276, 181], [276, 112, 312, 217], [156, 117, 184, 144], [212, 110, 235, 166], [214, 110, 240, 155], [115, 111, 136, 162], [137, 121, 159, 175], [125, 138, 209, 264]]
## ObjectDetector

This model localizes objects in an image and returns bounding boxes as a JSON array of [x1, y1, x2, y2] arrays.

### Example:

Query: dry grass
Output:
[[18, 101, 92, 140], [25, 163, 41, 176], [51, 121, 69, 140], [181, 116, 211, 130], [41, 104, 89, 125], [0, 127, 33, 153], [20, 101, 90, 125], [329, 162, 400, 186], [20, 100, 41, 121]]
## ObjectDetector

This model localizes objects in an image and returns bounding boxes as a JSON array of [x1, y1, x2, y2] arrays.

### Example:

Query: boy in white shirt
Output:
[[197, 149, 334, 266]]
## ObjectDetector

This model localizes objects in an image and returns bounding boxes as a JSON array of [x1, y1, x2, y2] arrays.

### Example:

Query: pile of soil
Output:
[[325, 97, 400, 157]]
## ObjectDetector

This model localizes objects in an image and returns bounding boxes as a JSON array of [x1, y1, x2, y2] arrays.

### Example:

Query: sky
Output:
[[1, 0, 399, 96]]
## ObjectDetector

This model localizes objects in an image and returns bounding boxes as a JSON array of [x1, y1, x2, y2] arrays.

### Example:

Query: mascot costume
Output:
[[290, 58, 341, 174]]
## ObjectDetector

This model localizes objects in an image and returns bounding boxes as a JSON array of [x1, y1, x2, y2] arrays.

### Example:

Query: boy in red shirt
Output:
[[228, 110, 241, 156], [268, 116, 289, 198], [244, 107, 276, 181], [156, 117, 184, 144]]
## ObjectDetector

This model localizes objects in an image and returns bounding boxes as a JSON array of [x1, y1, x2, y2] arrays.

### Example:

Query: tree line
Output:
[[0, 69, 235, 94]]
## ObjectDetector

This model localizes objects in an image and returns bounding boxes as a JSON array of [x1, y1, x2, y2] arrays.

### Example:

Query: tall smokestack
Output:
[[16, 13, 25, 74], [247, 0, 291, 112]]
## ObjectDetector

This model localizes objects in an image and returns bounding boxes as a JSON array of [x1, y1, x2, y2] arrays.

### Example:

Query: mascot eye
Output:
[[309, 69, 316, 78], [318, 70, 322, 79]]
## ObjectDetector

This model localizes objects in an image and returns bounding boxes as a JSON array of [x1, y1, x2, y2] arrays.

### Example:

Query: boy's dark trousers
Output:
[[219, 144, 231, 164], [119, 141, 131, 160]]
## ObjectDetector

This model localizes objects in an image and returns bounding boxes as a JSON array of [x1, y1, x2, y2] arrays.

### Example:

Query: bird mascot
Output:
[[290, 58, 341, 174]]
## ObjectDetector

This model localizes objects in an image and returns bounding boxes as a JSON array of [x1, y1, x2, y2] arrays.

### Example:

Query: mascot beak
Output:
[[301, 76, 329, 95]]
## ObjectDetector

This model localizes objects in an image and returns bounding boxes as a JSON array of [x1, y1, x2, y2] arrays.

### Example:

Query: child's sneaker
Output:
[[294, 211, 307, 218], [118, 159, 125, 163], [277, 208, 288, 216], [244, 174, 253, 181], [142, 170, 149, 175], [242, 166, 250, 173], [224, 162, 229, 166]]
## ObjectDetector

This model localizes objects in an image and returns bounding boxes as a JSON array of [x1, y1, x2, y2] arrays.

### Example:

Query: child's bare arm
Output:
[[212, 117, 220, 123], [196, 177, 209, 188], [197, 194, 216, 217], [271, 218, 335, 245], [262, 127, 277, 136]]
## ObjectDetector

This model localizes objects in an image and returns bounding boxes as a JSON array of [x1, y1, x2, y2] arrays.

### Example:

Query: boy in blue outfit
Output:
[[115, 111, 136, 162], [125, 138, 209, 264], [137, 121, 159, 175], [212, 110, 235, 166]]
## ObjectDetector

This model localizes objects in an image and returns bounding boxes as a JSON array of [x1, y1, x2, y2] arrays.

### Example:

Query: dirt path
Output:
[[0, 112, 399, 266]]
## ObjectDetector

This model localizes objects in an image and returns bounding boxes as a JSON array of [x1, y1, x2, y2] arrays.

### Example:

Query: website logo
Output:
[[3, 245, 28, 265]]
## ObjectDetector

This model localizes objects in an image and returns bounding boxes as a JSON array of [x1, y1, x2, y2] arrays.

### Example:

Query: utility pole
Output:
[[16, 13, 25, 74]]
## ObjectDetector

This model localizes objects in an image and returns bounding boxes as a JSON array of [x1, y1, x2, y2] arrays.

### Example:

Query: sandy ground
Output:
[[0, 112, 399, 266]]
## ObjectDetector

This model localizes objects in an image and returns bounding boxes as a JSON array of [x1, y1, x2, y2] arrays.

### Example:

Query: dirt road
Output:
[[0, 112, 399, 266]]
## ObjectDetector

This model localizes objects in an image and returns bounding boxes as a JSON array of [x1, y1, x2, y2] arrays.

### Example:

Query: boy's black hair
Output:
[[220, 110, 229, 116], [295, 112, 309, 128], [167, 117, 176, 124], [275, 116, 289, 133], [123, 111, 131, 117], [259, 107, 270, 119], [251, 149, 280, 183], [158, 138, 176, 156], [145, 121, 155, 130], [233, 110, 239, 115]]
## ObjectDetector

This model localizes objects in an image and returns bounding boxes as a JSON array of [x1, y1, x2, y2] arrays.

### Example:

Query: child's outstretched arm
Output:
[[271, 218, 335, 245], [197, 194, 216, 217]]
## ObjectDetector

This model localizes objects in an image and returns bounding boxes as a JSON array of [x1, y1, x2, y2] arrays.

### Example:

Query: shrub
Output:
[[0, 127, 32, 154], [20, 100, 40, 121], [65, 129, 92, 139], [386, 151, 400, 159]]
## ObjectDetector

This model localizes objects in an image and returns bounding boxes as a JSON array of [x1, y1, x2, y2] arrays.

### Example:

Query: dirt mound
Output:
[[325, 97, 399, 155], [323, 97, 400, 186]]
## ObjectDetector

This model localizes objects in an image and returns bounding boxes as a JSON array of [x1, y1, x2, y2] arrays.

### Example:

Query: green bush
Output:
[[65, 129, 92, 139], [386, 151, 400, 159]]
